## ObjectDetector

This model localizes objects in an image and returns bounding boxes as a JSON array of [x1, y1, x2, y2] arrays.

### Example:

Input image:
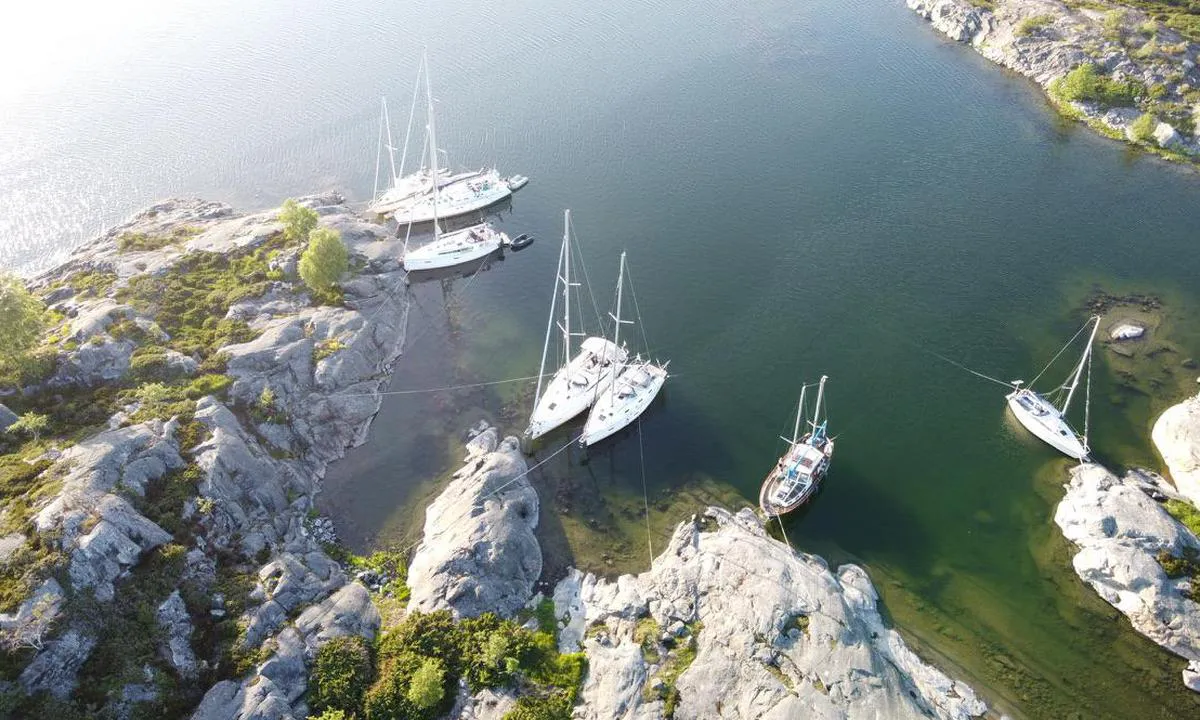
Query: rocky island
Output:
[[0, 198, 992, 719], [909, 0, 1200, 162]]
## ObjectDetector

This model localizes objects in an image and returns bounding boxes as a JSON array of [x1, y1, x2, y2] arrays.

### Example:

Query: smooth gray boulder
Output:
[[406, 427, 540, 619], [295, 582, 381, 652], [556, 507, 988, 720], [49, 338, 135, 388], [1153, 391, 1200, 508], [157, 590, 199, 679], [1055, 463, 1200, 691], [19, 628, 96, 699]]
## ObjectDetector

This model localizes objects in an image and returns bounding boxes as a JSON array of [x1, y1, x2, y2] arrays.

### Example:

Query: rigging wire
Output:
[[568, 220, 607, 340], [341, 373, 547, 397], [484, 434, 580, 500], [1027, 317, 1094, 389], [919, 347, 1013, 389], [623, 263, 653, 357]]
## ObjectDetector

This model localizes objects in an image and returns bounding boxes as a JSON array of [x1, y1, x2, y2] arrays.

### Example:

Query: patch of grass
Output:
[[1050, 64, 1141, 107], [53, 268, 118, 299], [1016, 14, 1055, 37], [116, 226, 202, 253], [1165, 499, 1200, 538], [646, 621, 700, 718], [634, 617, 661, 663], [116, 235, 299, 360], [347, 551, 410, 603], [314, 338, 347, 362], [1156, 548, 1199, 578]]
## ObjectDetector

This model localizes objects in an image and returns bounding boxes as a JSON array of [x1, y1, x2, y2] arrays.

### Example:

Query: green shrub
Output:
[[1103, 9, 1127, 40], [505, 691, 576, 720], [63, 269, 118, 299], [280, 199, 319, 245], [309, 636, 374, 715], [407, 656, 446, 710], [299, 228, 348, 303], [0, 273, 46, 380], [1050, 64, 1140, 107], [1016, 14, 1054, 37], [1130, 112, 1159, 142], [307, 710, 348, 720], [364, 653, 427, 720], [348, 551, 410, 601], [5, 413, 48, 443], [129, 346, 172, 382], [1167, 13, 1200, 42], [1156, 548, 1199, 578]]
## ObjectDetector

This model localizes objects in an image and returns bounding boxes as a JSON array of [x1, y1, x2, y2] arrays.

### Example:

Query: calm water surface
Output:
[[6, 0, 1200, 716]]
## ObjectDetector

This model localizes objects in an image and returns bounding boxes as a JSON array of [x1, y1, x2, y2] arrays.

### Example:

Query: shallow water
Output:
[[7, 0, 1200, 716]]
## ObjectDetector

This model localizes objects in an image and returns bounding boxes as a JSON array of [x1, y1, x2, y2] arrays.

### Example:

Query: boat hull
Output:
[[1006, 389, 1088, 459], [759, 437, 833, 518], [402, 223, 506, 272], [392, 171, 512, 225], [526, 338, 627, 440], [579, 361, 667, 446]]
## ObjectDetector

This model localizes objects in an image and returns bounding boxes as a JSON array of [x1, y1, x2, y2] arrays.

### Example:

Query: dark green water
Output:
[[202, 0, 1200, 716]]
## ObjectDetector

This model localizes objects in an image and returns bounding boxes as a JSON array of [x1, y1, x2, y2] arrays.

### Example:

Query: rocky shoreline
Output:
[[1051, 388, 1200, 694], [0, 198, 991, 718], [908, 0, 1200, 161]]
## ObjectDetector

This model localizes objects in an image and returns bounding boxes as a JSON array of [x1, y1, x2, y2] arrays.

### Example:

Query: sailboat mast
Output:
[[1061, 317, 1100, 416], [533, 223, 566, 408], [612, 252, 627, 350], [423, 51, 441, 239], [813, 375, 828, 427], [792, 384, 808, 443], [373, 99, 385, 201], [396, 54, 423, 182], [561, 210, 572, 367]]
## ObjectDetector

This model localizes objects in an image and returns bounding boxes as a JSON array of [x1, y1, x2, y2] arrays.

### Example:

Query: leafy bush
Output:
[[407, 656, 446, 710], [1016, 14, 1054, 37], [280, 199, 319, 245], [0, 273, 46, 379], [299, 228, 349, 303], [1103, 9, 1128, 40], [1156, 548, 1199, 578], [309, 636, 374, 715], [62, 269, 118, 299], [1129, 112, 1159, 143], [364, 652, 428, 720], [5, 413, 48, 443], [348, 551, 410, 601], [1050, 64, 1140, 107]]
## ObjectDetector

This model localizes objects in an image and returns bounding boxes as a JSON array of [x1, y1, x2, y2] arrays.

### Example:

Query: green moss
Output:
[[647, 621, 701, 718], [1130, 112, 1159, 143], [1165, 499, 1200, 538], [116, 226, 202, 253], [133, 464, 203, 542], [313, 338, 346, 362], [57, 269, 117, 299], [634, 617, 661, 663], [1016, 14, 1055, 37]]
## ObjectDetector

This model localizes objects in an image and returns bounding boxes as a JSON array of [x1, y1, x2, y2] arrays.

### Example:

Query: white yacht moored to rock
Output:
[[525, 210, 626, 441], [579, 252, 668, 447], [1006, 316, 1101, 460], [760, 375, 833, 517], [402, 223, 507, 272]]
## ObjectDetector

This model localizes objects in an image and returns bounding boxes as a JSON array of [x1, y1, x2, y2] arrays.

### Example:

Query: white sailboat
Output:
[[525, 210, 626, 440], [579, 252, 669, 447], [391, 167, 514, 225], [401, 58, 507, 272], [1005, 316, 1101, 460], [759, 375, 834, 517]]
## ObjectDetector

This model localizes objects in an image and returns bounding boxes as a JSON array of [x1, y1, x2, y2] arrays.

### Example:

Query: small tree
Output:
[[7, 412, 49, 443], [406, 656, 445, 710], [279, 199, 318, 245], [308, 636, 373, 715], [0, 273, 46, 376], [299, 227, 348, 298]]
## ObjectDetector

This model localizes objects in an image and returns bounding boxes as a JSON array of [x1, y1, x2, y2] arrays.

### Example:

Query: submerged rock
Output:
[[555, 507, 988, 719], [1109, 323, 1146, 341], [1055, 463, 1200, 691], [406, 426, 540, 619]]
